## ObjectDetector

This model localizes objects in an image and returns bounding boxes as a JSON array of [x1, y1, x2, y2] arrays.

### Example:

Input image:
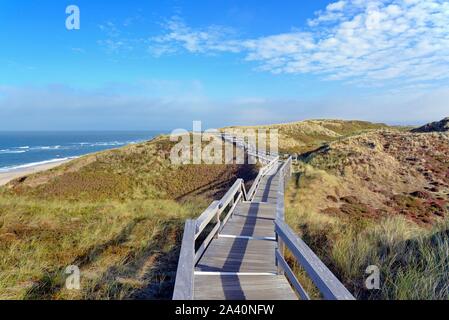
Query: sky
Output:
[[0, 0, 449, 130]]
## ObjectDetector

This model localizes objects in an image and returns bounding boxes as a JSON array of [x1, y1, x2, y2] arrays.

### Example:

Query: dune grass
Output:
[[0, 196, 206, 299], [225, 119, 389, 154], [285, 164, 449, 300], [0, 134, 258, 299], [2, 121, 444, 300]]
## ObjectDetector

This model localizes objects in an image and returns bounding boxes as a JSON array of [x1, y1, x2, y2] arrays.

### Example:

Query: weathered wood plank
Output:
[[173, 220, 196, 300], [195, 201, 220, 237], [196, 238, 277, 273], [220, 216, 275, 238], [258, 179, 280, 187], [254, 189, 279, 200], [233, 203, 277, 220], [194, 275, 298, 300], [246, 158, 280, 200], [252, 196, 278, 203]]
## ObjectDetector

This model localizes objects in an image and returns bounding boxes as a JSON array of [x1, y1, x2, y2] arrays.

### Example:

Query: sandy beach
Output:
[[0, 159, 71, 186]]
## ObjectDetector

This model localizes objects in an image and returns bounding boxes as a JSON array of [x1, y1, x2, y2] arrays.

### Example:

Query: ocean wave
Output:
[[0, 145, 64, 153], [89, 141, 124, 147], [0, 157, 79, 173], [0, 139, 147, 170], [37, 145, 62, 150], [2, 141, 143, 153], [70, 141, 137, 147], [0, 149, 27, 154]]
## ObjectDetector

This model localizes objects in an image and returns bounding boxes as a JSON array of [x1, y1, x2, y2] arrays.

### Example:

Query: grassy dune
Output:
[[284, 128, 449, 299], [0, 135, 257, 299], [2, 119, 447, 300], [225, 119, 389, 154]]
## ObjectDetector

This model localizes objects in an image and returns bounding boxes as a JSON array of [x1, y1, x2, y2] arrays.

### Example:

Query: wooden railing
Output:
[[274, 157, 355, 300], [172, 139, 279, 300], [173, 134, 354, 300]]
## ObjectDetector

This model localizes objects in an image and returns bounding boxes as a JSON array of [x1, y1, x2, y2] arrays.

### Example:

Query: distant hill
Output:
[[226, 119, 390, 154], [6, 135, 255, 202], [411, 117, 449, 133]]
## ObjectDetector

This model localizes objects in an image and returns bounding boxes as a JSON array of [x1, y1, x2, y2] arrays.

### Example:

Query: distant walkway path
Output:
[[173, 134, 354, 300]]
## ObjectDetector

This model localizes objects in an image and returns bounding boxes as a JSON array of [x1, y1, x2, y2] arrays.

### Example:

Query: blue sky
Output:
[[1, 0, 448, 130]]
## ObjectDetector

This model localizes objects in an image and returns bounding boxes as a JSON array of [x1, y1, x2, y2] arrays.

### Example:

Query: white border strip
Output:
[[218, 234, 276, 241], [195, 271, 277, 276]]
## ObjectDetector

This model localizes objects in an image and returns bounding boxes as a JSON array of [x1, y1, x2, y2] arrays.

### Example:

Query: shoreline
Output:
[[0, 159, 72, 186]]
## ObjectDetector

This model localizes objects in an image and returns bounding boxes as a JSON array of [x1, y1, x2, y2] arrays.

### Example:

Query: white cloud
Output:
[[327, 1, 347, 11], [150, 16, 241, 56], [150, 0, 449, 88]]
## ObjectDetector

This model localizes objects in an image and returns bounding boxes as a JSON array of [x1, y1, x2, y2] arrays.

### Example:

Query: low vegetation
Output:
[[2, 118, 448, 300], [0, 135, 257, 299], [225, 119, 389, 154], [284, 121, 449, 299]]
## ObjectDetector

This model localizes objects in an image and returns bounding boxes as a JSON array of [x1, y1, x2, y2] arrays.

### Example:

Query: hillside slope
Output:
[[411, 117, 449, 133], [285, 120, 449, 299], [225, 119, 389, 154], [0, 134, 257, 299], [302, 130, 449, 225]]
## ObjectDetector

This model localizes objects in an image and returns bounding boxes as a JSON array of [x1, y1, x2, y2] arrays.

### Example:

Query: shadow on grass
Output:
[[87, 221, 184, 300], [176, 164, 258, 202], [24, 218, 145, 300]]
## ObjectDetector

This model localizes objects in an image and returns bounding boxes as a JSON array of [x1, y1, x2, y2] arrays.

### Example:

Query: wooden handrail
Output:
[[219, 179, 244, 211], [274, 156, 355, 300], [172, 220, 196, 300], [247, 155, 279, 201], [246, 170, 263, 200], [275, 220, 355, 300], [195, 201, 220, 237]]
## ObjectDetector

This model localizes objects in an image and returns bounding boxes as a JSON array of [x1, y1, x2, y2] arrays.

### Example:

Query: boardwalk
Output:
[[173, 135, 355, 300], [194, 162, 297, 300]]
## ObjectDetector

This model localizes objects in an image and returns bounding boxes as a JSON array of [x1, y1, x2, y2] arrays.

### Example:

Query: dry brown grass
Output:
[[0, 134, 258, 300], [225, 119, 389, 154], [285, 129, 449, 299]]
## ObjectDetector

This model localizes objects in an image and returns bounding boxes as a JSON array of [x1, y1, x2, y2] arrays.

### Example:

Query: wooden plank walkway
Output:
[[173, 134, 355, 301], [193, 162, 298, 300]]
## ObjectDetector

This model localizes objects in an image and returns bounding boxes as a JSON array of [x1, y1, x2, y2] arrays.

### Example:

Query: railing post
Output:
[[277, 159, 291, 274], [241, 181, 248, 201], [215, 206, 221, 239], [276, 235, 285, 276], [289, 157, 292, 176]]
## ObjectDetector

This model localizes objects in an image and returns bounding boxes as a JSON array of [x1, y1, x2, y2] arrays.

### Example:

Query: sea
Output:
[[0, 131, 163, 172]]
